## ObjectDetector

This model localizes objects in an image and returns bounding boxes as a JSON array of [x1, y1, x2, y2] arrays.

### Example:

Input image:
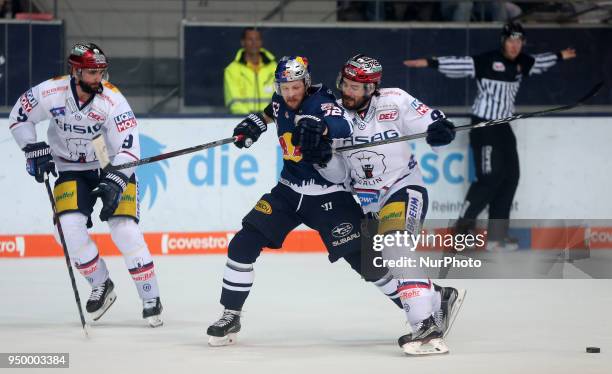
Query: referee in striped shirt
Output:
[[404, 22, 576, 250]]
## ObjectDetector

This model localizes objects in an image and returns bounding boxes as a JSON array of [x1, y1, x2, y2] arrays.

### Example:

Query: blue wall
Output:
[[0, 21, 64, 107], [183, 24, 611, 108]]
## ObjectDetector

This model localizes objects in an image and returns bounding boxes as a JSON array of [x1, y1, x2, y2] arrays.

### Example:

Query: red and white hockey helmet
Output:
[[68, 43, 108, 71], [339, 54, 382, 84]]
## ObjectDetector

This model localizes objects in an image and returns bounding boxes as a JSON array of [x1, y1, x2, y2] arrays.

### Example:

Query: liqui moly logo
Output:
[[114, 111, 137, 132]]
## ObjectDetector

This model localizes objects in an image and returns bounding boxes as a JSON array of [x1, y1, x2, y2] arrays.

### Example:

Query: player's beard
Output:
[[285, 97, 304, 111], [78, 80, 103, 94], [342, 94, 369, 111]]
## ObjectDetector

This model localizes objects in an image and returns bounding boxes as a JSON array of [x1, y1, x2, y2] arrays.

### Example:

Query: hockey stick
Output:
[[43, 174, 89, 337], [92, 135, 248, 171], [336, 82, 603, 153]]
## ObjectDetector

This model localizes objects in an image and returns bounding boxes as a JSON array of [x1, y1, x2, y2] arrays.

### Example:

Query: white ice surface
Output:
[[1, 254, 611, 374]]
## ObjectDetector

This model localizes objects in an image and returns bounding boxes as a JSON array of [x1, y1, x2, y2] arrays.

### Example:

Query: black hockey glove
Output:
[[301, 138, 333, 166], [23, 142, 57, 183], [292, 115, 327, 150], [91, 168, 129, 221], [426, 119, 456, 147], [233, 113, 267, 148]]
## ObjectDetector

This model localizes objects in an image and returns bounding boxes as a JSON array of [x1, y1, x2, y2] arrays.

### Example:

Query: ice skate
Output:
[[143, 297, 163, 327], [86, 278, 117, 321], [207, 309, 241, 346], [436, 286, 467, 338], [398, 316, 449, 356]]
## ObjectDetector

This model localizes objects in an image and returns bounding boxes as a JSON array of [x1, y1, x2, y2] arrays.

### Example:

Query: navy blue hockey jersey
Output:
[[263, 84, 352, 195]]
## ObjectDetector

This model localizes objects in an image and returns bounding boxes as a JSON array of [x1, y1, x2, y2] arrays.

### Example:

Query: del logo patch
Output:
[[377, 109, 399, 122]]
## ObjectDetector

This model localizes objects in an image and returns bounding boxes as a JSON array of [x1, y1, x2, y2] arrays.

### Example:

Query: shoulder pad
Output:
[[311, 84, 337, 101], [98, 81, 129, 106], [379, 87, 409, 99], [307, 83, 323, 96], [51, 75, 70, 81], [102, 81, 121, 94], [38, 76, 70, 97]]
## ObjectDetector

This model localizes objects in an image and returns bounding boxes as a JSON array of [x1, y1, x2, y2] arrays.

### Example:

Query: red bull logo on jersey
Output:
[[278, 132, 302, 162]]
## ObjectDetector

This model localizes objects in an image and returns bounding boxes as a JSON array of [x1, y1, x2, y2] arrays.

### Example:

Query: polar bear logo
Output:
[[350, 151, 386, 179], [66, 138, 90, 163]]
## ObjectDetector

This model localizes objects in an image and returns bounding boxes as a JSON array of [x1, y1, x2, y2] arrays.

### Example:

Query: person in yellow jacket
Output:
[[224, 28, 276, 114]]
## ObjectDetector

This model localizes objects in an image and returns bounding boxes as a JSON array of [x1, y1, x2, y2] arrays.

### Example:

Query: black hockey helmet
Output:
[[501, 22, 525, 42]]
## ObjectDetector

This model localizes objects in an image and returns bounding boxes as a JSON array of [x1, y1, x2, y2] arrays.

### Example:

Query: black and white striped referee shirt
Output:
[[428, 50, 561, 120]]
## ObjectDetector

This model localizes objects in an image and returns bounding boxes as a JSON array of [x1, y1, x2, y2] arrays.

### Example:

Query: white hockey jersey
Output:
[[9, 75, 141, 178], [336, 88, 443, 213]]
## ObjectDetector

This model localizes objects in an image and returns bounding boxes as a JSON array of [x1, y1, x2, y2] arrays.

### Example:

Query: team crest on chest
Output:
[[493, 61, 506, 72], [349, 150, 387, 181]]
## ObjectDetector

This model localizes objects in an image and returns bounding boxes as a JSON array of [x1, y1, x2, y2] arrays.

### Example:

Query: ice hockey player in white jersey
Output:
[[335, 54, 465, 355], [8, 43, 163, 327]]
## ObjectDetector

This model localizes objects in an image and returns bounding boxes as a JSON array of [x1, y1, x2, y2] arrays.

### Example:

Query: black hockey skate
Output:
[[398, 316, 448, 356], [143, 297, 163, 328], [207, 309, 241, 346], [435, 285, 467, 338], [86, 278, 117, 321]]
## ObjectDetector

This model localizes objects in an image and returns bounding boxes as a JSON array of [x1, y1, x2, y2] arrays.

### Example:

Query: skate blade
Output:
[[402, 338, 449, 356], [208, 333, 237, 347], [146, 315, 163, 328], [443, 289, 467, 338], [90, 291, 117, 321]]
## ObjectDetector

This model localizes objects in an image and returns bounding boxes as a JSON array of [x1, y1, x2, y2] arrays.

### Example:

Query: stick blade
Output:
[[92, 134, 110, 169]]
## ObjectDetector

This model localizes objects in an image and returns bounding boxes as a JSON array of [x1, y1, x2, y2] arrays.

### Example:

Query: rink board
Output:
[[0, 225, 607, 258], [1, 117, 612, 258]]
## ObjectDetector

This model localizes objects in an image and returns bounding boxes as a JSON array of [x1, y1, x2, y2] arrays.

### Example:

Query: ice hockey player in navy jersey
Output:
[[206, 56, 366, 346]]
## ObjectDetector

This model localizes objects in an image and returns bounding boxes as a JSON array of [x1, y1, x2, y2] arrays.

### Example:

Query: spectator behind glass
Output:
[[440, 1, 522, 22], [224, 28, 276, 114]]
